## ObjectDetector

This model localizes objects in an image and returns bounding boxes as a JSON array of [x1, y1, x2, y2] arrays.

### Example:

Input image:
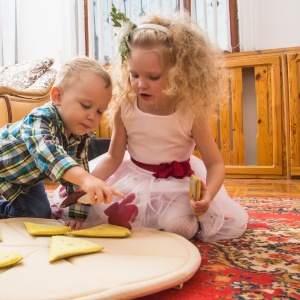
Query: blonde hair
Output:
[[108, 12, 224, 124], [54, 56, 111, 90]]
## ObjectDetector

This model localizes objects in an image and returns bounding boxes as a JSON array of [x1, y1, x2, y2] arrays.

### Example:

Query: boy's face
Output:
[[51, 71, 112, 137]]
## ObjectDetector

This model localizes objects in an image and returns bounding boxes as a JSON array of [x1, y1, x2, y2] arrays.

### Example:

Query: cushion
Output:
[[0, 251, 23, 268], [0, 57, 54, 90], [67, 224, 131, 238], [29, 69, 57, 90], [49, 236, 104, 262], [24, 221, 71, 236]]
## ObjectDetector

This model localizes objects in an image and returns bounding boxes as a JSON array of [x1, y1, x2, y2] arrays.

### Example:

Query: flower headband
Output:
[[110, 4, 168, 63]]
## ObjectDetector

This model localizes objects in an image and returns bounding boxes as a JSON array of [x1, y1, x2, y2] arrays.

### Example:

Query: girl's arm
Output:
[[191, 117, 225, 215], [91, 108, 127, 181]]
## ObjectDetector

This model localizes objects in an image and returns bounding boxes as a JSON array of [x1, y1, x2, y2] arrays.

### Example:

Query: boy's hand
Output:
[[65, 218, 86, 230], [62, 166, 125, 206], [81, 175, 125, 205]]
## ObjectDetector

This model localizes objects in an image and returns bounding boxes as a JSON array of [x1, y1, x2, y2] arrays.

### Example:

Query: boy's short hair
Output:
[[54, 56, 111, 89]]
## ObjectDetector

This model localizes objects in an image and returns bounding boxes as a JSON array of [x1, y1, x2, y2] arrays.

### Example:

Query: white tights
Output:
[[163, 215, 199, 240]]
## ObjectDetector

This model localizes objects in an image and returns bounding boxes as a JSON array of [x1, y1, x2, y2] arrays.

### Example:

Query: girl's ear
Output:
[[51, 86, 62, 106]]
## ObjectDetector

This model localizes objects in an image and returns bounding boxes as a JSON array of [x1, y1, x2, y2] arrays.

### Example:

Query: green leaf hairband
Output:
[[110, 4, 168, 63]]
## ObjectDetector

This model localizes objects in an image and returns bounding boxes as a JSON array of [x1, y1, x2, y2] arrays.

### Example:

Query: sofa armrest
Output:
[[0, 95, 11, 127], [0, 93, 50, 128]]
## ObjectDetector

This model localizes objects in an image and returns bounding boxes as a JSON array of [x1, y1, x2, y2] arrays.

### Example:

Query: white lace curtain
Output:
[[0, 0, 231, 67], [89, 0, 231, 64], [0, 0, 85, 67], [0, 0, 16, 66]]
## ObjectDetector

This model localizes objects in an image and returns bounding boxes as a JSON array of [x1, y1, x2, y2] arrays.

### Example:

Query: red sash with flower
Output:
[[131, 157, 194, 179]]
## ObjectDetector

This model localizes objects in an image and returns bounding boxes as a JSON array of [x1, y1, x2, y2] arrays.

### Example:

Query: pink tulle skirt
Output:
[[85, 152, 249, 242]]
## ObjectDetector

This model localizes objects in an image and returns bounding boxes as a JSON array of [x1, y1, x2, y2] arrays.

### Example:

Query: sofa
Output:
[[0, 57, 57, 128]]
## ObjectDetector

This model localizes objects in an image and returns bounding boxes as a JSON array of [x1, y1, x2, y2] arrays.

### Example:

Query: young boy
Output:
[[0, 56, 124, 225]]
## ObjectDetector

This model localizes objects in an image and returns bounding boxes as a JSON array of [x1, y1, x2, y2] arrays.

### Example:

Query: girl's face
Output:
[[52, 71, 112, 138], [127, 48, 169, 114]]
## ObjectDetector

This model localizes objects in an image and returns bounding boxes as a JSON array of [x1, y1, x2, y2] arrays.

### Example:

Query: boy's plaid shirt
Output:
[[0, 102, 92, 219]]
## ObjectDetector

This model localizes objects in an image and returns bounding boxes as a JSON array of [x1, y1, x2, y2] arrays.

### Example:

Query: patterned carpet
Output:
[[137, 197, 300, 300], [46, 189, 300, 299]]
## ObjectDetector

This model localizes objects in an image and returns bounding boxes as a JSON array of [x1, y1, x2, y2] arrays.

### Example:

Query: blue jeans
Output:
[[0, 181, 51, 219]]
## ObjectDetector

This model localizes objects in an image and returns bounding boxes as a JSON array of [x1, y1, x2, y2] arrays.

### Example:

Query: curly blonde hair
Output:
[[107, 12, 223, 124]]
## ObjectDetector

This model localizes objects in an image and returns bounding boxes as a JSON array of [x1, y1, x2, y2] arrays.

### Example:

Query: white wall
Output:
[[238, 0, 300, 51], [237, 0, 300, 165], [17, 0, 61, 66]]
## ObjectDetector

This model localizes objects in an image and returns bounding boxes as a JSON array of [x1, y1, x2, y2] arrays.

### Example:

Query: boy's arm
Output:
[[21, 106, 124, 203], [62, 166, 124, 205], [21, 110, 82, 182]]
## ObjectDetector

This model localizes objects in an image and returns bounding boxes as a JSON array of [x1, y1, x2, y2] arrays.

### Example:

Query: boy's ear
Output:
[[51, 86, 62, 106]]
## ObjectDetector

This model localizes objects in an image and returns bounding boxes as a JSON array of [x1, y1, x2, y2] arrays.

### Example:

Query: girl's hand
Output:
[[65, 218, 86, 230], [190, 180, 212, 217]]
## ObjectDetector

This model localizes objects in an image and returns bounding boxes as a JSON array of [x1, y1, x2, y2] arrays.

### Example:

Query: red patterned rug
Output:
[[46, 189, 300, 299], [137, 197, 300, 300]]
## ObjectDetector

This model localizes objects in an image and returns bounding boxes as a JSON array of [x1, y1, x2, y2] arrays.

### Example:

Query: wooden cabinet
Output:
[[212, 53, 284, 178], [212, 47, 300, 178]]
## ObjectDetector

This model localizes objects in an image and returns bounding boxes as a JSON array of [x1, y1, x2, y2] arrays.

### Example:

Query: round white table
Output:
[[0, 218, 201, 300]]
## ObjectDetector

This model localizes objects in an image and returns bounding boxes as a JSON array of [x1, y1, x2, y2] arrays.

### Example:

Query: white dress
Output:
[[87, 99, 249, 242]]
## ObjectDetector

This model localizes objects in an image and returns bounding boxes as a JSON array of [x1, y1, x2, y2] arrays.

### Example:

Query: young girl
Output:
[[85, 11, 249, 242]]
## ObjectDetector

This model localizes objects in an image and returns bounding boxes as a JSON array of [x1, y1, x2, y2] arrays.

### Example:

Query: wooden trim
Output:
[[225, 165, 283, 175], [183, 0, 240, 52], [183, 0, 191, 14], [281, 54, 291, 179], [287, 51, 300, 176], [1, 95, 12, 123], [84, 0, 89, 56], [229, 0, 240, 52]]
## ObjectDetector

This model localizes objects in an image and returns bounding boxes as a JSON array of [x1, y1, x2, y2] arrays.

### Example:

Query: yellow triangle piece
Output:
[[190, 174, 202, 220], [0, 251, 23, 268], [49, 236, 104, 262], [67, 224, 131, 238], [190, 174, 202, 201], [24, 222, 71, 236]]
